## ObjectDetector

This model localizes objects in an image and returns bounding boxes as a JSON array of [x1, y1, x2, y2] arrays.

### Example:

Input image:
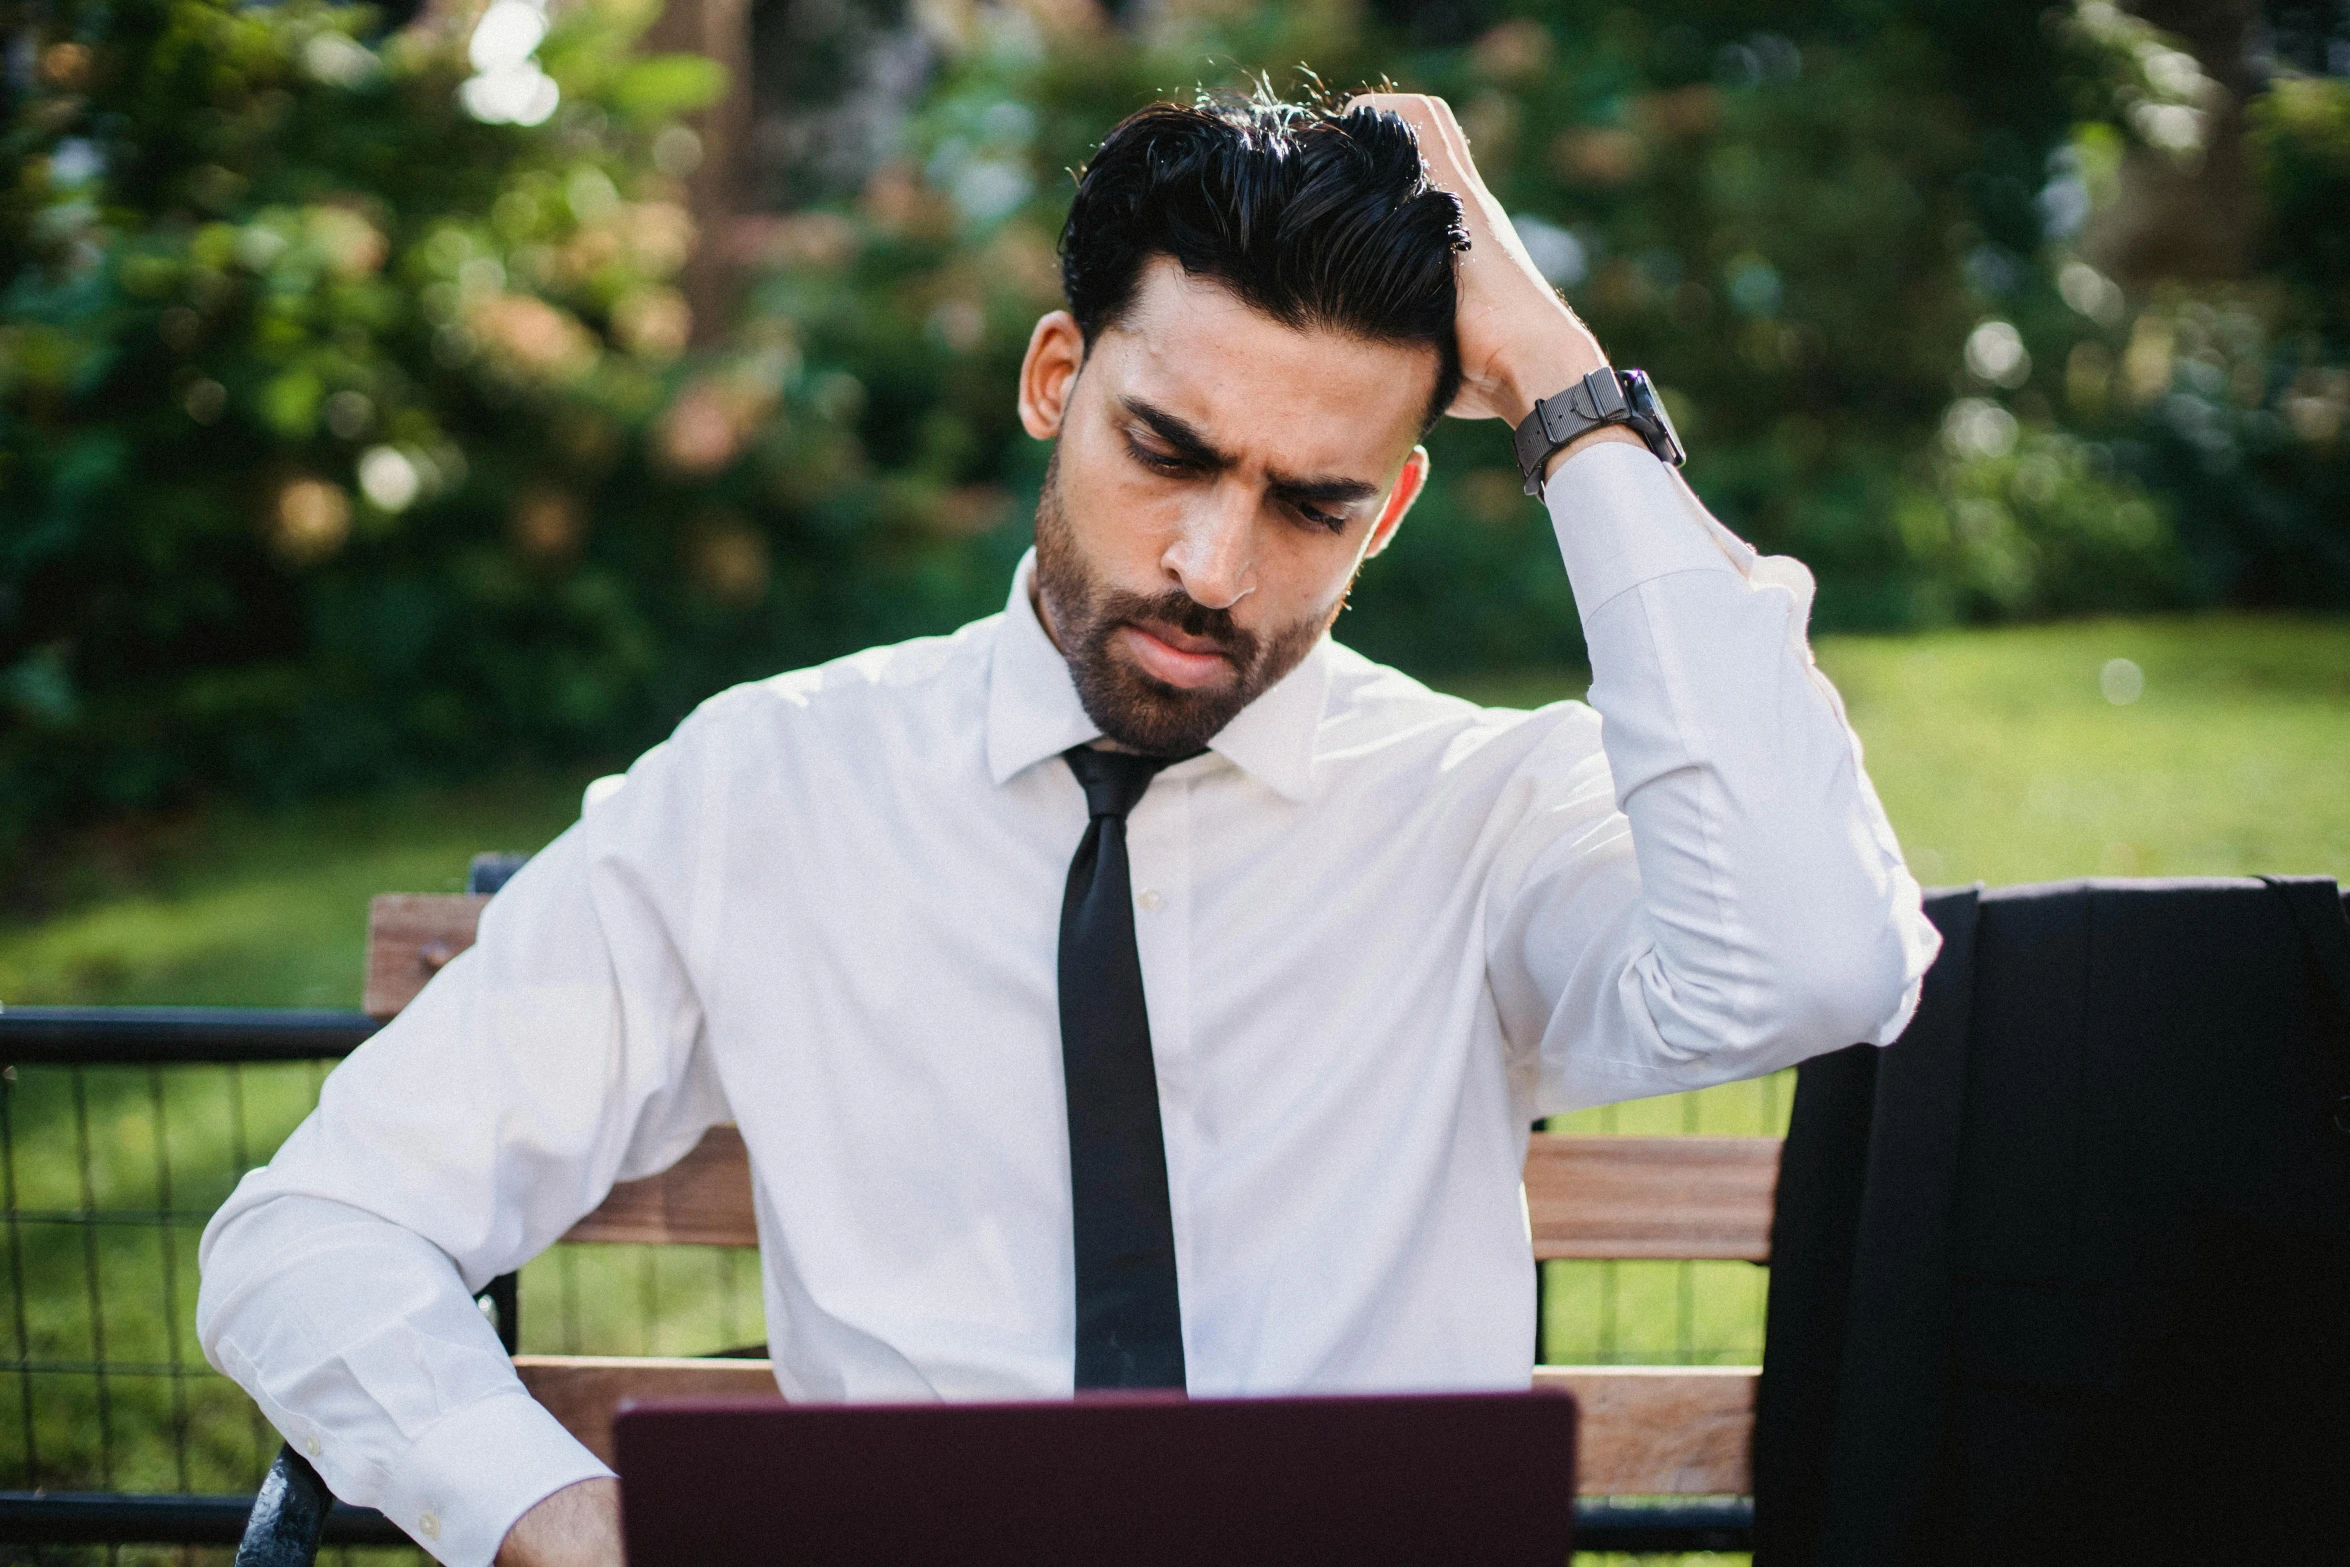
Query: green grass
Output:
[[1459, 612, 2350, 889], [0, 768, 609, 1010], [0, 614, 2344, 1563]]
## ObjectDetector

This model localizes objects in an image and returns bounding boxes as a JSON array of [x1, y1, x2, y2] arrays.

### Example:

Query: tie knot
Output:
[[1064, 745, 1181, 820]]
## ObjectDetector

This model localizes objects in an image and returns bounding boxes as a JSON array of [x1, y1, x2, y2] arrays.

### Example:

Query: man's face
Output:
[[1019, 258, 1437, 756]]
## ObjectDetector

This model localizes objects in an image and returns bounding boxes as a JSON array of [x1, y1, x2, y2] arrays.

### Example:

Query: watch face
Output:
[[1619, 369, 1687, 465]]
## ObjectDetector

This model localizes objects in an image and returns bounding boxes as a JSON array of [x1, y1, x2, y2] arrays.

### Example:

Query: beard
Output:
[[1031, 449, 1340, 758]]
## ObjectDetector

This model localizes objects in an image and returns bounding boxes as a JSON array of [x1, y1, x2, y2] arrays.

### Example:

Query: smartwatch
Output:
[[1511, 367, 1686, 496]]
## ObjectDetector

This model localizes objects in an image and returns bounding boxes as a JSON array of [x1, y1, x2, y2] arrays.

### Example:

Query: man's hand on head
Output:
[[496, 1477, 622, 1567], [1345, 93, 1647, 473]]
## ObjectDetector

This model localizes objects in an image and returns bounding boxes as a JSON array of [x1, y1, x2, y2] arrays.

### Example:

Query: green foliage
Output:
[[3, 0, 2346, 868], [2252, 74, 2350, 335], [2061, 283, 2350, 609], [1896, 424, 2189, 619], [2006, 8, 2350, 610], [0, 0, 750, 856]]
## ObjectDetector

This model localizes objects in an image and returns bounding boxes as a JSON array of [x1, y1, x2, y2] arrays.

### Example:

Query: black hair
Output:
[[1059, 92, 1470, 432]]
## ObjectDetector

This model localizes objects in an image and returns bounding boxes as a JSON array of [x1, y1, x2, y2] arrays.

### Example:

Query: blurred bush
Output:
[[0, 0, 759, 853], [3, 0, 2346, 871]]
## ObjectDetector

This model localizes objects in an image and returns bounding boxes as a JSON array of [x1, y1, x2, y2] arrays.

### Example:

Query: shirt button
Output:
[[302, 1434, 321, 1459], [1137, 889, 1163, 912], [417, 1510, 440, 1540]]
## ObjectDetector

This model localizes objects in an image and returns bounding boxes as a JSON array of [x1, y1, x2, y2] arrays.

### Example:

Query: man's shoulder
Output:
[[1319, 641, 1599, 757], [1312, 646, 1609, 827], [578, 619, 1000, 849], [690, 615, 1001, 735]]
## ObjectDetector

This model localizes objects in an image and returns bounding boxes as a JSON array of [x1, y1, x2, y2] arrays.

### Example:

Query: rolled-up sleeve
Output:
[[1487, 440, 1941, 1114], [196, 712, 732, 1565]]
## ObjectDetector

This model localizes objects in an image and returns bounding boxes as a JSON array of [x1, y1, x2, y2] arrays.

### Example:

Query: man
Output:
[[198, 92, 1938, 1567]]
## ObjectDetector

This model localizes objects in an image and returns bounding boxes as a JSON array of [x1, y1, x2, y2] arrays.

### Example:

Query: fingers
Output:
[[1343, 92, 1480, 195], [1347, 92, 1511, 271], [1338, 90, 1602, 425]]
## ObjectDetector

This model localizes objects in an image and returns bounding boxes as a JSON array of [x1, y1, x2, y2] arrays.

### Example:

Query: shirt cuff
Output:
[[376, 1391, 614, 1567], [1542, 441, 1748, 626]]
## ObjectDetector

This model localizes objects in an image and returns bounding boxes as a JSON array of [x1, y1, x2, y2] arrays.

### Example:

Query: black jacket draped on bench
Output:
[[1755, 876, 2350, 1566]]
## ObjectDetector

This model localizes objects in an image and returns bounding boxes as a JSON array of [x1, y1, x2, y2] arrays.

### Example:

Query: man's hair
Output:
[[1059, 93, 1470, 431]]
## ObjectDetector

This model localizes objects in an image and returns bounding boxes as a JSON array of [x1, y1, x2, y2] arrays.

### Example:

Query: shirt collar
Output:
[[985, 549, 1329, 804]]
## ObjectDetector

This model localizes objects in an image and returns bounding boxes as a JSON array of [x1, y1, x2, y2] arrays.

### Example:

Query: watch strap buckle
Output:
[[1518, 369, 1627, 496]]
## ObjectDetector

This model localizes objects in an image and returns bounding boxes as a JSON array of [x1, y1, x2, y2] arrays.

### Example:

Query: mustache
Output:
[[1093, 589, 1260, 666]]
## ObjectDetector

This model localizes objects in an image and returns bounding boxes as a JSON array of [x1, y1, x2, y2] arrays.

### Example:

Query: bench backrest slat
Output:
[[568, 1126, 756, 1245], [1527, 1134, 1777, 1262], [364, 894, 490, 1019]]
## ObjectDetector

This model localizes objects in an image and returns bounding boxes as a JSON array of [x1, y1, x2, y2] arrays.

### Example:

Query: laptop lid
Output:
[[615, 1389, 1577, 1566]]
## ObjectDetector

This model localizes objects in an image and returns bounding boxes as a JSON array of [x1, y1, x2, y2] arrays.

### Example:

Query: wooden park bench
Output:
[[364, 885, 1774, 1503]]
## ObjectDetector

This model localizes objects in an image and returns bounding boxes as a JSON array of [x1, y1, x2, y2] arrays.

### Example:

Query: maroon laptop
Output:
[[614, 1388, 1578, 1566]]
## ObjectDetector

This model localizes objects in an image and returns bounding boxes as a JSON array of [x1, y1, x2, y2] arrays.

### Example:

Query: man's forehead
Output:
[[1092, 259, 1435, 471]]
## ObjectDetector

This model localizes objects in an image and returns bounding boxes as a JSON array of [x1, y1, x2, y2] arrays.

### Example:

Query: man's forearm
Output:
[[197, 1190, 617, 1565], [1544, 445, 1938, 1084]]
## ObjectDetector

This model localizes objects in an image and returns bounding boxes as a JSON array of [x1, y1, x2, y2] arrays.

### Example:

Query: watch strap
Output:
[[1513, 369, 1632, 496]]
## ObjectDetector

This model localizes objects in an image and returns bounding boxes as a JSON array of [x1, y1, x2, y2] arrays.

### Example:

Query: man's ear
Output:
[[1363, 446, 1429, 561], [1018, 311, 1085, 440]]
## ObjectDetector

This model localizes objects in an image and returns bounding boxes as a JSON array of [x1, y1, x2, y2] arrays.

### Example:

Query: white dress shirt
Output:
[[197, 441, 1938, 1566]]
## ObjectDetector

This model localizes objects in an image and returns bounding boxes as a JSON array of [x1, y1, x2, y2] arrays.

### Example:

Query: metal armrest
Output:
[[234, 1443, 331, 1567]]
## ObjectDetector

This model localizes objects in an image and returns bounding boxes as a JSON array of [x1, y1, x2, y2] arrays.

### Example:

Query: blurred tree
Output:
[[2, 0, 2343, 874], [0, 0, 746, 859], [2044, 0, 2350, 607], [743, 0, 933, 211]]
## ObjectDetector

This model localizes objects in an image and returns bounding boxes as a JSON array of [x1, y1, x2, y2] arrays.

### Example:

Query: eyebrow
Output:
[[1120, 397, 1383, 510]]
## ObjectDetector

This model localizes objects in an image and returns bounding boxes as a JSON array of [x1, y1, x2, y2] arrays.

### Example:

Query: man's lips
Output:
[[1117, 622, 1236, 689]]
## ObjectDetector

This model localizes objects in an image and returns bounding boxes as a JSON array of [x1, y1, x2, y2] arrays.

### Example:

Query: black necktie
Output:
[[1059, 744, 1188, 1390]]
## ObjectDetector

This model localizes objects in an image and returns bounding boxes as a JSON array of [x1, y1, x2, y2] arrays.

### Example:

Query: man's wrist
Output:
[[1505, 351, 1659, 492], [1493, 342, 1609, 429], [497, 1477, 622, 1567]]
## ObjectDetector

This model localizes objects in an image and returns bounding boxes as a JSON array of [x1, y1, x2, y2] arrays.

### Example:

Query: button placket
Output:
[[1121, 778, 1193, 1094], [1123, 772, 1198, 1353]]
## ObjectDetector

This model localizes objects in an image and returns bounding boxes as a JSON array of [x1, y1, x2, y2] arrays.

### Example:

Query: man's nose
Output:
[[1162, 484, 1256, 611]]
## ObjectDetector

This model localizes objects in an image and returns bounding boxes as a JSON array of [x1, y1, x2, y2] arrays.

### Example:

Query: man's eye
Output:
[[1292, 502, 1347, 534], [1129, 440, 1195, 475]]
